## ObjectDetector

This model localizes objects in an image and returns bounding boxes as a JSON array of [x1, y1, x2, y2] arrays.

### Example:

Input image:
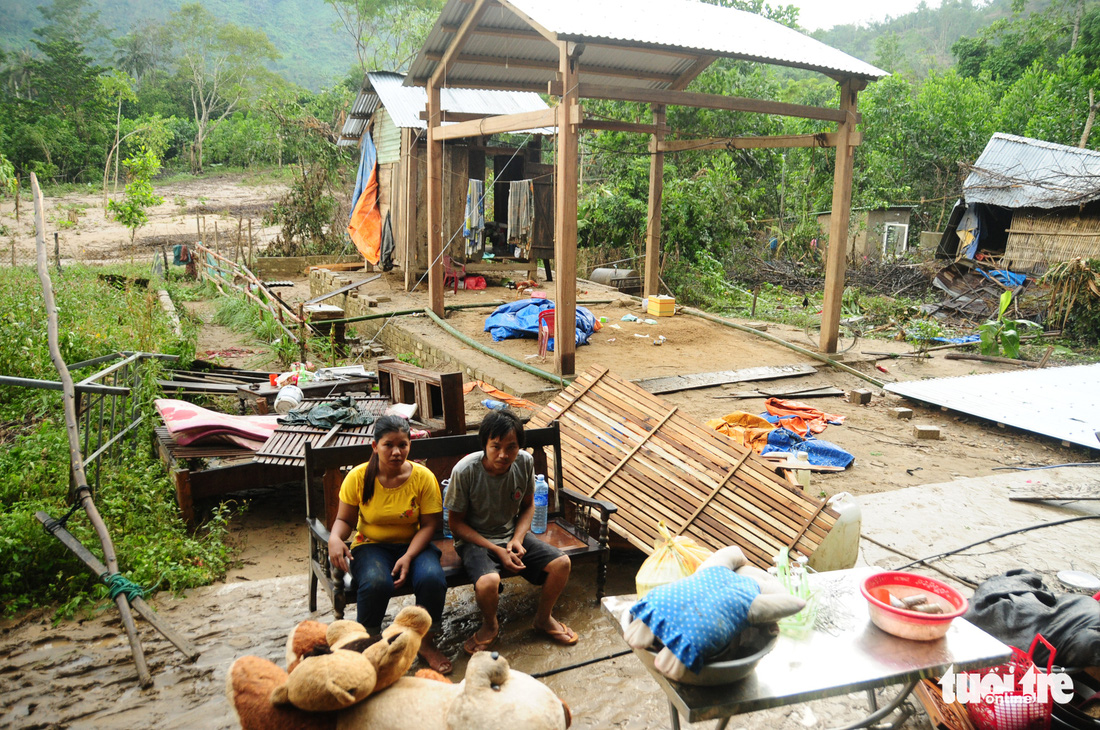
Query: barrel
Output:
[[590, 267, 639, 288]]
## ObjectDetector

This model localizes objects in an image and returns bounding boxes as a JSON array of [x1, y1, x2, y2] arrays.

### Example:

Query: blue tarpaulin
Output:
[[979, 269, 1027, 288], [349, 134, 377, 218], [761, 427, 854, 468], [930, 334, 980, 344], [484, 299, 596, 351]]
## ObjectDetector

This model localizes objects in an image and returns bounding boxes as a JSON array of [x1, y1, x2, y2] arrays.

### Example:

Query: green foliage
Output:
[[0, 152, 14, 195], [979, 290, 1038, 358], [107, 146, 164, 244], [0, 265, 225, 617], [396, 353, 421, 367], [324, 0, 443, 71]]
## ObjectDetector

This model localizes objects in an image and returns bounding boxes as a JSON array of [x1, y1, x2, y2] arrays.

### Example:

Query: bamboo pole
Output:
[[30, 172, 152, 687], [248, 219, 253, 269]]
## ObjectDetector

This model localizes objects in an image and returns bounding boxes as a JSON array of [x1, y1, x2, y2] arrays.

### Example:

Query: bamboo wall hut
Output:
[[338, 72, 555, 289], [939, 133, 1100, 272]]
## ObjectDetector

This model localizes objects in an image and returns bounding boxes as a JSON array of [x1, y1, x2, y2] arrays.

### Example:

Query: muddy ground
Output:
[[1, 176, 1095, 730]]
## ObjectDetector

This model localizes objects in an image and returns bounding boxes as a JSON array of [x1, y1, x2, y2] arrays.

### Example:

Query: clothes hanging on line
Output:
[[380, 211, 395, 271], [463, 179, 485, 258], [507, 179, 535, 260]]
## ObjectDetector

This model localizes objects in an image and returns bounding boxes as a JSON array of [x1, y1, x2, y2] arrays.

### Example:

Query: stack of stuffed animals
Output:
[[227, 606, 571, 730]]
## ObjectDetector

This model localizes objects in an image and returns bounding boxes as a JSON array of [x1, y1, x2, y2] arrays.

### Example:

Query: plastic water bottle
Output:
[[481, 398, 507, 411], [532, 474, 548, 534], [441, 479, 452, 538]]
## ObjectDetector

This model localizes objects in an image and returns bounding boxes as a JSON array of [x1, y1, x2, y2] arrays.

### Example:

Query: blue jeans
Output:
[[348, 542, 445, 632]]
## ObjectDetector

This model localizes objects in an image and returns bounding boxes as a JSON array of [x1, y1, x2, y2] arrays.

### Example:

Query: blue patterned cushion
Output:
[[630, 567, 761, 673]]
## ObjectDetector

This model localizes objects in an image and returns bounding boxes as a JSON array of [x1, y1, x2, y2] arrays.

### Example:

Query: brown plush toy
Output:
[[361, 605, 431, 692]]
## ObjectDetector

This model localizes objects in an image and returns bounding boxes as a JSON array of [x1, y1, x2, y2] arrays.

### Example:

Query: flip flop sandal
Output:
[[537, 623, 579, 646], [462, 630, 498, 655]]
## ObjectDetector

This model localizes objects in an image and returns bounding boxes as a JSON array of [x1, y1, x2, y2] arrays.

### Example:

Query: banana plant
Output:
[[979, 290, 1038, 358]]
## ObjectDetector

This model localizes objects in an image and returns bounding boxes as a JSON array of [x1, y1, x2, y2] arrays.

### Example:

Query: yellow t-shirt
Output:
[[338, 461, 442, 545]]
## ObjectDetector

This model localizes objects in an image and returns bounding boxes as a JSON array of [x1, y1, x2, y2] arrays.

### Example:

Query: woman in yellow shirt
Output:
[[328, 415, 450, 674]]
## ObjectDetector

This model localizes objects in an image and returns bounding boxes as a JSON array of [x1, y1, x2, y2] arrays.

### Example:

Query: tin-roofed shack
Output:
[[402, 0, 885, 373], [338, 71, 555, 289], [939, 133, 1100, 271]]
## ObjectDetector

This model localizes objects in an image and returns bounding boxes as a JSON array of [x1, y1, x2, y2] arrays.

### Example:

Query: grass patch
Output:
[[0, 264, 234, 619]]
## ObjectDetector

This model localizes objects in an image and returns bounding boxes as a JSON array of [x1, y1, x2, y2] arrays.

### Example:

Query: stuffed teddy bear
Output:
[[624, 546, 806, 681], [228, 646, 571, 730], [361, 604, 431, 692]]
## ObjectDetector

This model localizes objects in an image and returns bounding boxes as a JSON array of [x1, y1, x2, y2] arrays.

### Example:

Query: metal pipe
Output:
[[422, 308, 570, 387], [0, 375, 131, 396]]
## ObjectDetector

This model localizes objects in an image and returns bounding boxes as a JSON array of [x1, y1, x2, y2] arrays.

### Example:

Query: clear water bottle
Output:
[[440, 479, 452, 538], [532, 474, 548, 534], [481, 398, 507, 411]]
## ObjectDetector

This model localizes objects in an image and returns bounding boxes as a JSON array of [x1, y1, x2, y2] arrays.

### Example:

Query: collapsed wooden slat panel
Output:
[[530, 366, 836, 567]]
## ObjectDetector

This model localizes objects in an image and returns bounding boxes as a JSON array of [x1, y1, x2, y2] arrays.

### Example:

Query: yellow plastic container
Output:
[[647, 295, 675, 317]]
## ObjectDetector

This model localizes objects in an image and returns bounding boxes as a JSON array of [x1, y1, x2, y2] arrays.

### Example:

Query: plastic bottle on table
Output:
[[532, 474, 548, 534], [441, 479, 452, 539]]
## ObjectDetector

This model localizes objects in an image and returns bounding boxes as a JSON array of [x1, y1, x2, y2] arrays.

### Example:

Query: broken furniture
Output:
[[236, 376, 378, 415], [528, 366, 837, 568], [375, 357, 465, 436], [603, 568, 1013, 730], [304, 422, 618, 619]]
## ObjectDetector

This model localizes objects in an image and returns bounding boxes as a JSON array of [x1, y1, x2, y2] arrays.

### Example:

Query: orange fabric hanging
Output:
[[705, 412, 776, 453], [347, 165, 381, 264], [763, 398, 845, 436]]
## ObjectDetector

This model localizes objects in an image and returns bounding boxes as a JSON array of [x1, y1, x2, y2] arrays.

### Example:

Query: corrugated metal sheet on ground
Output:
[[885, 363, 1100, 450], [964, 133, 1100, 209], [528, 365, 837, 567], [407, 0, 885, 89]]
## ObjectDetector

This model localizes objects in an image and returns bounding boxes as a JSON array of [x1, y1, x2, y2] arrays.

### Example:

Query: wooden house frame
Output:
[[404, 0, 886, 375], [337, 72, 556, 290]]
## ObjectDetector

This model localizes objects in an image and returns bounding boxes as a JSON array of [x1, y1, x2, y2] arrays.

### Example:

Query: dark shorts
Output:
[[457, 533, 565, 586]]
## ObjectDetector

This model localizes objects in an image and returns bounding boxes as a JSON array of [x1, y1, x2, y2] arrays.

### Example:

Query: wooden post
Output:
[[214, 221, 220, 257], [426, 80, 445, 316], [248, 218, 253, 268], [554, 42, 581, 377], [236, 218, 243, 263], [644, 104, 666, 300], [14, 176, 20, 222], [820, 78, 860, 354], [54, 232, 60, 272], [403, 128, 419, 292]]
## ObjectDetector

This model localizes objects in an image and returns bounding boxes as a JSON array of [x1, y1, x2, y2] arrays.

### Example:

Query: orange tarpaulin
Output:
[[763, 397, 845, 437], [347, 165, 381, 264], [704, 412, 776, 453], [462, 380, 539, 410]]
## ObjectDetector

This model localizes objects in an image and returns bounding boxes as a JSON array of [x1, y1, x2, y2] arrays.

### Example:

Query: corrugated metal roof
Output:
[[338, 71, 552, 144], [886, 363, 1100, 450], [406, 0, 886, 89], [964, 133, 1100, 209]]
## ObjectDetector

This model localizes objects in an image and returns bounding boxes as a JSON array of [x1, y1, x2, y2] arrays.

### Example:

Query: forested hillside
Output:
[[0, 0, 358, 90]]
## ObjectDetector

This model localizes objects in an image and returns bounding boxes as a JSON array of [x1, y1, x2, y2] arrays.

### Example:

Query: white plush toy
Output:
[[624, 546, 806, 681]]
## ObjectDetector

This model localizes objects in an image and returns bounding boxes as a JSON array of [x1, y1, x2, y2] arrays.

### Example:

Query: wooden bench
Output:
[[303, 421, 617, 619]]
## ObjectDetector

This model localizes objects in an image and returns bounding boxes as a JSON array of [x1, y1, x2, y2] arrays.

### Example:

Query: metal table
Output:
[[603, 567, 1012, 729]]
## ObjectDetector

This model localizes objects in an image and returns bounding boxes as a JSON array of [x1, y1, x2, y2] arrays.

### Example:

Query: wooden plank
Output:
[[586, 406, 677, 498], [429, 0, 490, 88], [1008, 483, 1100, 501], [426, 81, 444, 316], [579, 119, 670, 135], [547, 82, 848, 123], [635, 363, 816, 395], [821, 78, 859, 354], [657, 132, 861, 152], [423, 51, 680, 84], [432, 107, 558, 142]]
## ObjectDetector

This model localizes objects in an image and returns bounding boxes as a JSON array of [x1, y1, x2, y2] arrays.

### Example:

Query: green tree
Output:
[[107, 146, 164, 248], [167, 3, 280, 173], [325, 0, 443, 72]]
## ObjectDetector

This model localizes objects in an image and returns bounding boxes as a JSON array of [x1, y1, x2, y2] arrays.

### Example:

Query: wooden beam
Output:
[[579, 119, 670, 135], [555, 42, 580, 377], [408, 77, 550, 93], [820, 79, 860, 354], [548, 82, 848, 123], [498, 0, 560, 44], [644, 104, 665, 301], [431, 107, 557, 141], [441, 23, 545, 42], [423, 50, 681, 84], [402, 127, 418, 292], [426, 81, 445, 316], [671, 55, 717, 90], [657, 132, 861, 152], [430, 0, 490, 88], [418, 110, 493, 123]]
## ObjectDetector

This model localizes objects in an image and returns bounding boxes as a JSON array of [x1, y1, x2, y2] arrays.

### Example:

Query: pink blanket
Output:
[[156, 399, 280, 450]]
